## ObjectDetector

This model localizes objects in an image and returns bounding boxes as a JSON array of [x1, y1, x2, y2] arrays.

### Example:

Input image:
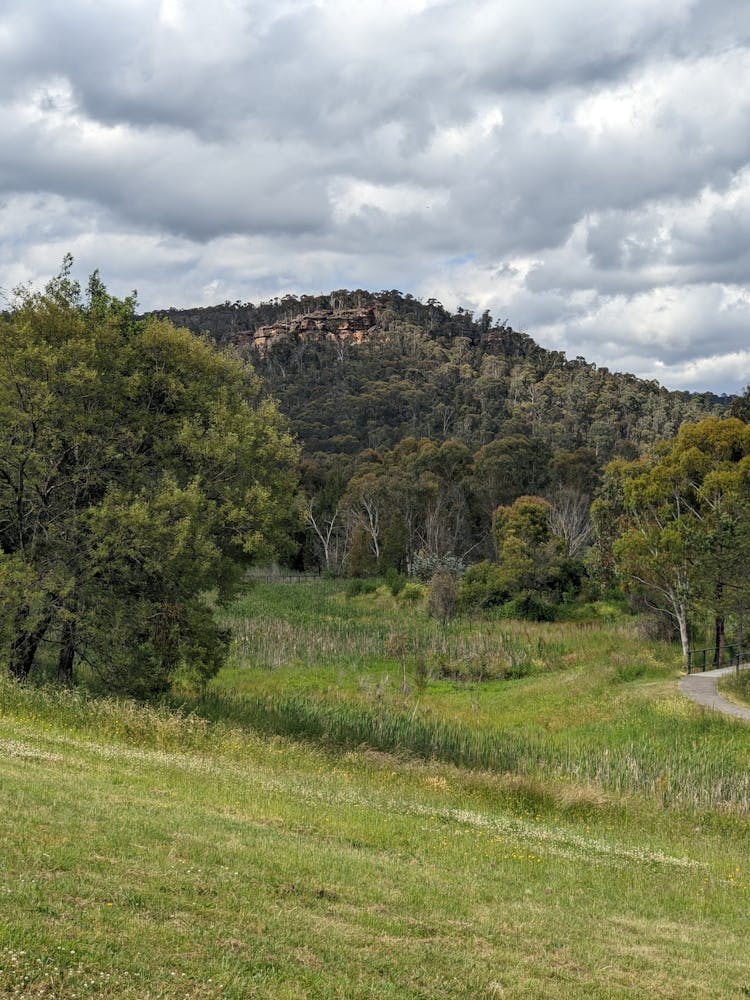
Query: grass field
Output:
[[2, 579, 750, 998]]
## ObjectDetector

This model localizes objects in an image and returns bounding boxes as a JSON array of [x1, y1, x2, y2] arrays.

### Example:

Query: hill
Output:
[[153, 290, 730, 462], [153, 292, 733, 573]]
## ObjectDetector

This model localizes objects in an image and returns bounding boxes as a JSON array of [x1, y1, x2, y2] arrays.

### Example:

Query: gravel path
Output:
[[678, 665, 750, 722]]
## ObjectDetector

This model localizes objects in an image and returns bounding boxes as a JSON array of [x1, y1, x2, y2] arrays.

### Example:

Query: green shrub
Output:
[[345, 578, 378, 599], [458, 561, 510, 609], [384, 567, 406, 596], [501, 591, 557, 622], [399, 582, 426, 603]]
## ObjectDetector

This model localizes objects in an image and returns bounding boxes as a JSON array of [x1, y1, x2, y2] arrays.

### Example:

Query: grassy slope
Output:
[[2, 687, 750, 1000], [2, 581, 750, 998]]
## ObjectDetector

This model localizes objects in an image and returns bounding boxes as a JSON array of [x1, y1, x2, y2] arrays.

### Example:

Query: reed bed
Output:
[[192, 689, 750, 813], [211, 581, 750, 814], [227, 599, 585, 681]]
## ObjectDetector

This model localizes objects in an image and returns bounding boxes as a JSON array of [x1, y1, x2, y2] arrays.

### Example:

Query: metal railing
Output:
[[686, 643, 744, 674]]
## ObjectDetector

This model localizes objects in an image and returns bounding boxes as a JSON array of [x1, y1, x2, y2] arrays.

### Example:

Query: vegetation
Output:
[[209, 580, 750, 811], [3, 582, 750, 997], [594, 417, 750, 661], [0, 261, 299, 692], [3, 274, 750, 995], [157, 292, 730, 581]]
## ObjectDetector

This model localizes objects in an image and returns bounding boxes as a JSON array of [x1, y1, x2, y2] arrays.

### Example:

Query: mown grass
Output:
[[2, 677, 750, 999]]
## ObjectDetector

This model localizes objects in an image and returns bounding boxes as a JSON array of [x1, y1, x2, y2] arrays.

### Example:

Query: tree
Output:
[[548, 489, 592, 559], [730, 384, 750, 423], [0, 261, 300, 692], [491, 496, 565, 596], [596, 418, 750, 662]]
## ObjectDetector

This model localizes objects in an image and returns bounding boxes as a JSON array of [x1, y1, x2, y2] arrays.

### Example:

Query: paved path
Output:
[[678, 665, 750, 722]]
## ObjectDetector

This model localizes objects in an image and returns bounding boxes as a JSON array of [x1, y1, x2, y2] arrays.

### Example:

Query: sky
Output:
[[1, 0, 750, 394]]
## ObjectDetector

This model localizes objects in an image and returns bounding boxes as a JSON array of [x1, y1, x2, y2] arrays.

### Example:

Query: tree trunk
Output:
[[57, 620, 76, 684], [9, 607, 50, 680], [714, 579, 725, 667], [673, 598, 690, 665], [714, 614, 725, 667]]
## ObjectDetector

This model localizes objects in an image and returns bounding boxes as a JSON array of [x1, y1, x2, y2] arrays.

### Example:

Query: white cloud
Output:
[[1, 0, 750, 392]]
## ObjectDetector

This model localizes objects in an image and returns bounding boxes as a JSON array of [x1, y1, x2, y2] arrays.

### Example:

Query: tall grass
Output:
[[221, 582, 620, 682], [187, 687, 750, 813], [207, 581, 750, 814]]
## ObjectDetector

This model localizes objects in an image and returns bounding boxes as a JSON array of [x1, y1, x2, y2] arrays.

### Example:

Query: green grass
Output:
[[3, 580, 750, 997], [719, 669, 750, 710], [2, 678, 750, 999], [211, 581, 750, 812]]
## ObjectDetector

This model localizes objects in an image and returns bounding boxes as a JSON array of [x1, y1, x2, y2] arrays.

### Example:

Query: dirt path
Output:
[[678, 665, 750, 722]]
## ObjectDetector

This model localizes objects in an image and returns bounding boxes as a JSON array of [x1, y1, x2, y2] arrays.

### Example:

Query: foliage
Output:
[[158, 291, 730, 577], [0, 261, 300, 693], [492, 495, 567, 597], [596, 417, 750, 660], [458, 560, 510, 609], [409, 550, 466, 581], [344, 578, 379, 598], [399, 581, 426, 603], [384, 566, 406, 596], [160, 291, 729, 467], [501, 590, 558, 622]]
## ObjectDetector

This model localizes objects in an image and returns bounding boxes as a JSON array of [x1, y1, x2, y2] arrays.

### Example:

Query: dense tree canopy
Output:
[[0, 261, 299, 692], [593, 417, 750, 659]]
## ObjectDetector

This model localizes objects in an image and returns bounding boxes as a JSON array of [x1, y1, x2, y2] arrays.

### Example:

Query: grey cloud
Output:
[[2, 0, 750, 393]]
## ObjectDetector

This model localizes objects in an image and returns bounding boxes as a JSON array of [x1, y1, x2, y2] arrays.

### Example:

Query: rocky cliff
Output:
[[250, 306, 378, 355]]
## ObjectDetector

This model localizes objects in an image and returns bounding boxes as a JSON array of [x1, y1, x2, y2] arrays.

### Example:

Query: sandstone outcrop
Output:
[[251, 306, 378, 354]]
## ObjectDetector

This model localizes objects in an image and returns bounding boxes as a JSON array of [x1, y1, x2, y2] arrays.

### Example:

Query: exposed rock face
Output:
[[250, 306, 378, 355]]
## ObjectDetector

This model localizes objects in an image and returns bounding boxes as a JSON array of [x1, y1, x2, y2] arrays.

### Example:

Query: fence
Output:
[[686, 643, 744, 674], [246, 572, 320, 585]]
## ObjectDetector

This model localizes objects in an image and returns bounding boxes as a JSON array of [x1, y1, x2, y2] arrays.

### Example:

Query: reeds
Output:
[[195, 689, 750, 813]]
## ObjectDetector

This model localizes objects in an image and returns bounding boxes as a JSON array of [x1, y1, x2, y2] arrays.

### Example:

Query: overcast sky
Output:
[[2, 0, 750, 393]]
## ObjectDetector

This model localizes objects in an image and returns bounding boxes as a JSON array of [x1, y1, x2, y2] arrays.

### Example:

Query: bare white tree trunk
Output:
[[548, 489, 592, 558], [305, 500, 342, 571], [360, 495, 381, 562]]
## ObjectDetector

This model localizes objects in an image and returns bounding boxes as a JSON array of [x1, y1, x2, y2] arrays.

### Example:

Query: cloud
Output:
[[1, 0, 750, 392]]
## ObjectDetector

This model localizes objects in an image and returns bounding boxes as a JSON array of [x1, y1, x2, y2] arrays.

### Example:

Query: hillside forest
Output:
[[158, 292, 735, 589]]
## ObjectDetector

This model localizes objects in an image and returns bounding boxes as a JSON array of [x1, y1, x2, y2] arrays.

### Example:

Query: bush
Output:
[[384, 567, 406, 596], [399, 582, 426, 603], [501, 591, 557, 622], [345, 578, 378, 599], [548, 557, 587, 600], [409, 551, 465, 582], [428, 572, 459, 625], [458, 561, 510, 610]]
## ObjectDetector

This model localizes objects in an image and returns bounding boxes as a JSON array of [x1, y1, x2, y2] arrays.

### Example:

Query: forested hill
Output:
[[153, 290, 730, 464]]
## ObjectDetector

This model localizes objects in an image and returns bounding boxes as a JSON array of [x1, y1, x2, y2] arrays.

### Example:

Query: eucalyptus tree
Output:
[[594, 418, 750, 661]]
